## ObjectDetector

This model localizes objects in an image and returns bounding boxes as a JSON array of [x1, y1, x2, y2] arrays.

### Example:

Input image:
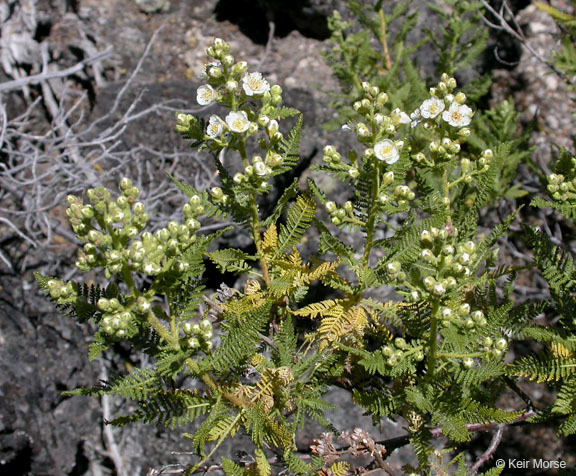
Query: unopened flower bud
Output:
[[454, 92, 466, 104], [210, 187, 223, 199], [387, 261, 401, 274], [433, 283, 446, 296], [495, 338, 507, 350]]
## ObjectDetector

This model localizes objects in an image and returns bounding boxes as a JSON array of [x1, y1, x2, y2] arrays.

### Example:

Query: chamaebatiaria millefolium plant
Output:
[[36, 30, 576, 476]]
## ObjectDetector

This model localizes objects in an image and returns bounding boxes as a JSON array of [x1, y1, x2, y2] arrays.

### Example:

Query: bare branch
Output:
[[0, 46, 113, 93]]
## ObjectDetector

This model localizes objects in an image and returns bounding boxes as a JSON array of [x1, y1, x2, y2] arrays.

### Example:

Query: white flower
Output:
[[391, 108, 410, 125], [442, 103, 473, 127], [420, 97, 445, 119], [254, 161, 267, 176], [197, 84, 217, 105], [374, 139, 400, 164], [242, 72, 270, 96], [206, 115, 225, 138], [225, 111, 250, 133]]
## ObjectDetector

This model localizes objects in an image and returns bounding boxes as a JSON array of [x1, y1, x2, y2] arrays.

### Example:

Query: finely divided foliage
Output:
[[36, 2, 576, 475]]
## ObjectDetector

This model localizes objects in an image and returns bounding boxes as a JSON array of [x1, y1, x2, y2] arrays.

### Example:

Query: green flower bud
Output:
[[463, 358, 474, 369], [454, 92, 466, 104], [187, 337, 200, 349], [133, 202, 145, 215], [186, 218, 200, 231], [383, 171, 394, 186], [271, 84, 282, 96], [376, 92, 388, 105], [120, 177, 132, 191], [394, 337, 406, 348], [423, 276, 435, 289], [199, 319, 212, 331], [381, 346, 393, 356], [387, 261, 401, 274], [222, 54, 234, 67], [433, 283, 446, 296], [136, 297, 151, 313], [495, 338, 507, 350], [471, 310, 484, 321], [420, 230, 433, 245], [210, 187, 223, 199]]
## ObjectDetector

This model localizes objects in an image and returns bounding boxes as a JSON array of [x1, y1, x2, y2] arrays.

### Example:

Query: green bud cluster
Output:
[[547, 172, 576, 203], [413, 224, 485, 300], [381, 338, 424, 367], [67, 178, 205, 278], [45, 279, 77, 302], [96, 295, 153, 338], [482, 336, 508, 358], [66, 179, 148, 275], [325, 199, 356, 227], [438, 303, 487, 329], [233, 153, 281, 192], [345, 80, 412, 147], [181, 318, 214, 353]]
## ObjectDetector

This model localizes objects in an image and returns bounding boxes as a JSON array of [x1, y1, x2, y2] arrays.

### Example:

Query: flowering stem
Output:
[[426, 299, 440, 381], [238, 139, 270, 285], [336, 29, 363, 93], [250, 194, 270, 285], [145, 308, 178, 348], [437, 351, 485, 359], [362, 161, 381, 266], [121, 267, 137, 297], [378, 9, 392, 71], [442, 168, 452, 223]]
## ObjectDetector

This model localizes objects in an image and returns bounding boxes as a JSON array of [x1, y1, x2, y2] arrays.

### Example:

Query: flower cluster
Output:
[[547, 172, 576, 203], [410, 74, 473, 129], [96, 296, 140, 338], [176, 38, 292, 197], [342, 81, 410, 164], [66, 179, 204, 279], [381, 337, 424, 367], [409, 74, 479, 168], [182, 318, 214, 352]]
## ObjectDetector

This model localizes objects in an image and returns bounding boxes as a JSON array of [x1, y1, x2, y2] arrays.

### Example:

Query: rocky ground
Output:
[[1, 0, 576, 475]]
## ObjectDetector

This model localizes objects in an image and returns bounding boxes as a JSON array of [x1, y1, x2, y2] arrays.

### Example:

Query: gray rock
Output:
[[134, 0, 171, 14]]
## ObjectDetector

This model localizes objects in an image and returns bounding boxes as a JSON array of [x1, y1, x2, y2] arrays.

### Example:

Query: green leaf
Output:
[[207, 249, 256, 274]]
